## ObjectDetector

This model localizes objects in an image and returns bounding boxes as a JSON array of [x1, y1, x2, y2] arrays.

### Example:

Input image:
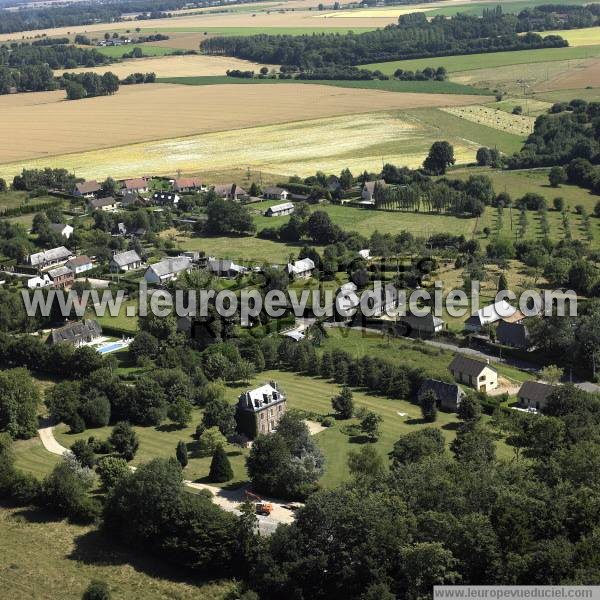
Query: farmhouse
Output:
[[496, 320, 529, 349], [418, 379, 465, 412], [361, 179, 386, 203], [26, 274, 51, 289], [152, 191, 180, 206], [213, 183, 247, 201], [144, 256, 192, 284], [401, 312, 444, 335], [110, 250, 143, 272], [88, 197, 119, 212], [235, 381, 287, 439], [65, 255, 93, 274], [449, 354, 498, 392], [517, 380, 555, 411], [47, 265, 74, 289], [287, 258, 315, 279], [464, 299, 516, 332], [28, 246, 74, 269], [263, 187, 289, 201], [173, 177, 205, 193], [47, 319, 102, 347], [265, 202, 294, 217], [49, 223, 74, 239], [207, 258, 245, 278], [74, 180, 100, 198], [121, 178, 149, 194]]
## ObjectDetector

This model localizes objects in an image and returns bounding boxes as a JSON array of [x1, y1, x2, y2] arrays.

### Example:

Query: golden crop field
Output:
[[57, 54, 274, 78], [442, 105, 535, 136], [535, 58, 600, 91], [0, 83, 482, 163], [0, 111, 478, 181]]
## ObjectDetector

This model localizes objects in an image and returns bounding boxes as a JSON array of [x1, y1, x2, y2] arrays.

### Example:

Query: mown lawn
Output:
[[0, 505, 234, 599]]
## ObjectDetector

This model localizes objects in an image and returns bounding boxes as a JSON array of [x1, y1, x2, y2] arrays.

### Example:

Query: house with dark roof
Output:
[[74, 180, 100, 198], [449, 354, 498, 392], [263, 187, 289, 201], [49, 223, 73, 239], [496, 320, 529, 349], [152, 191, 179, 206], [418, 379, 465, 412], [88, 197, 119, 211], [517, 380, 555, 411], [110, 250, 142, 272], [235, 381, 287, 439], [207, 258, 245, 278], [213, 183, 247, 201], [47, 319, 102, 347], [47, 265, 74, 289], [401, 312, 444, 335], [65, 255, 93, 274]]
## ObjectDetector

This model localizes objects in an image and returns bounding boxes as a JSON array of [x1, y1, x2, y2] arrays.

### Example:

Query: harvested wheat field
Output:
[[145, 31, 209, 51], [0, 111, 478, 182], [0, 83, 482, 163], [535, 58, 600, 91], [442, 105, 535, 136], [56, 54, 275, 79]]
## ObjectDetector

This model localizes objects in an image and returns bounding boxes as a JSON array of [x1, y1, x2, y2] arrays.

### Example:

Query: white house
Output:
[[65, 255, 93, 274], [144, 256, 192, 284], [265, 202, 294, 217], [464, 299, 516, 332], [173, 177, 205, 193], [121, 178, 149, 194], [213, 183, 247, 201], [26, 274, 52, 289], [207, 258, 246, 278], [110, 250, 143, 272], [449, 355, 498, 393], [287, 258, 315, 279], [263, 187, 289, 201], [49, 223, 74, 239], [88, 197, 119, 212]]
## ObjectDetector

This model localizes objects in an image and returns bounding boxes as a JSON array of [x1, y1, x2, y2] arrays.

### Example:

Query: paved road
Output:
[[37, 423, 292, 534]]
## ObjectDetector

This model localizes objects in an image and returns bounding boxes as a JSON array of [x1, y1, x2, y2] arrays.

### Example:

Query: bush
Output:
[[82, 580, 111, 600], [96, 456, 129, 490], [208, 445, 233, 483], [9, 471, 41, 505], [109, 422, 139, 461]]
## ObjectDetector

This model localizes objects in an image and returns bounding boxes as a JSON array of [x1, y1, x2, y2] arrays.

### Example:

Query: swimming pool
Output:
[[96, 341, 128, 355]]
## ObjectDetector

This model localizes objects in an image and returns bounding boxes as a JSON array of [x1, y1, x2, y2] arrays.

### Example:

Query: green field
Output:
[[424, 0, 594, 17], [0, 505, 234, 599], [363, 45, 600, 75], [535, 87, 600, 103], [157, 75, 492, 95], [410, 107, 525, 154], [96, 44, 178, 58], [140, 26, 376, 35]]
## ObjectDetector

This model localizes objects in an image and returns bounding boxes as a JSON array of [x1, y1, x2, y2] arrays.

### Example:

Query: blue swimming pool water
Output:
[[97, 342, 127, 354]]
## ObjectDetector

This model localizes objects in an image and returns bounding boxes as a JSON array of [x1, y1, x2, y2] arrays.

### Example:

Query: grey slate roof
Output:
[[49, 319, 102, 345], [402, 312, 444, 333], [111, 250, 142, 267], [89, 196, 116, 209], [497, 321, 529, 348], [148, 256, 191, 277], [449, 354, 495, 378], [418, 378, 465, 409], [29, 246, 73, 267], [47, 265, 72, 278], [518, 380, 555, 404]]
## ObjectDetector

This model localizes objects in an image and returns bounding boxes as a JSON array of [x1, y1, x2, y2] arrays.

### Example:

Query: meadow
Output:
[[538, 26, 600, 47], [363, 45, 600, 75], [0, 506, 234, 599], [0, 109, 484, 182], [94, 44, 177, 58], [0, 85, 483, 169]]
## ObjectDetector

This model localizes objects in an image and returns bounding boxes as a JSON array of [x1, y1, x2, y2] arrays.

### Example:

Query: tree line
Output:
[[202, 9, 568, 68]]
